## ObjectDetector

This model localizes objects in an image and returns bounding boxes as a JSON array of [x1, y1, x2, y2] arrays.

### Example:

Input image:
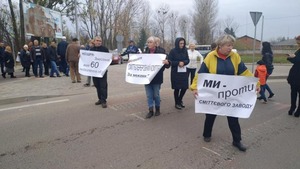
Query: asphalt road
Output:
[[0, 63, 299, 169]]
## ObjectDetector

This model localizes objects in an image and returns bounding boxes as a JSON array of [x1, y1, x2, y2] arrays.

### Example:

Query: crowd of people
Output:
[[1, 34, 300, 152]]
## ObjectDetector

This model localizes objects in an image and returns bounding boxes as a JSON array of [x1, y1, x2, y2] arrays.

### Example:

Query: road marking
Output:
[[0, 99, 69, 112], [130, 113, 145, 121], [202, 147, 221, 156]]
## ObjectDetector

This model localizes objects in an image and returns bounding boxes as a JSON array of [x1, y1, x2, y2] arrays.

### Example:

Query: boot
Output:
[[288, 105, 296, 115], [2, 73, 6, 78], [155, 106, 160, 116], [294, 109, 300, 117], [146, 107, 154, 119], [10, 73, 16, 78]]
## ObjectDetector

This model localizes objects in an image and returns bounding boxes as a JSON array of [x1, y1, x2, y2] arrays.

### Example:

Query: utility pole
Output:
[[74, 0, 79, 40]]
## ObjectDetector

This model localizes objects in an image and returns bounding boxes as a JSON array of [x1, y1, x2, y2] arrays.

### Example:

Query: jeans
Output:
[[34, 57, 44, 77], [145, 84, 161, 108], [259, 85, 267, 101], [50, 61, 60, 76]]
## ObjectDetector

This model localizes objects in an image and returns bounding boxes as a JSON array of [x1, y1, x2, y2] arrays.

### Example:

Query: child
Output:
[[255, 60, 268, 103]]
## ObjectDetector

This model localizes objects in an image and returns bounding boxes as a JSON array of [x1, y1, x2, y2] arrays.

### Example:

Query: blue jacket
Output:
[[57, 40, 68, 58]]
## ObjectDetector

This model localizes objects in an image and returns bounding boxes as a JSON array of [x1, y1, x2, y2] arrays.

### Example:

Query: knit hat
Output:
[[257, 60, 265, 65]]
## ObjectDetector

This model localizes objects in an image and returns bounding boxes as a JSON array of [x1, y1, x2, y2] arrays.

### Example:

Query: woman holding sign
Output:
[[169, 37, 190, 110], [144, 37, 170, 118], [190, 35, 259, 152]]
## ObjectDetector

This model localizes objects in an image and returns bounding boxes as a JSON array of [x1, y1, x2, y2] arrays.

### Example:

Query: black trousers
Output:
[[290, 84, 300, 111], [203, 114, 242, 143], [187, 68, 196, 85], [93, 72, 108, 103], [174, 89, 187, 105]]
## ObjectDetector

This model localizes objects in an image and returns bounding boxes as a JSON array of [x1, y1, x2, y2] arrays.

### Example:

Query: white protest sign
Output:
[[195, 73, 258, 118], [125, 54, 166, 84], [79, 50, 112, 78]]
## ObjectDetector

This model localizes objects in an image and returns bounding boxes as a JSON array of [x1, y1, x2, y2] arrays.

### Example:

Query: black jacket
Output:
[[168, 37, 190, 89], [20, 49, 31, 67], [287, 49, 300, 85], [4, 51, 14, 68], [144, 47, 170, 84], [49, 46, 58, 61]]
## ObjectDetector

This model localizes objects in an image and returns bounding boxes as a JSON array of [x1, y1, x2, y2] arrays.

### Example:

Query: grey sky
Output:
[[150, 0, 300, 41]]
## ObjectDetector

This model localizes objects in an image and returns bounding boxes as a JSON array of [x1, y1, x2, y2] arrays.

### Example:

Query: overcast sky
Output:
[[149, 0, 300, 41]]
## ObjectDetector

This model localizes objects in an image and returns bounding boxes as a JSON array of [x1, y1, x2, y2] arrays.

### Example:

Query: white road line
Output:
[[0, 99, 69, 112], [130, 113, 145, 121], [202, 147, 221, 156]]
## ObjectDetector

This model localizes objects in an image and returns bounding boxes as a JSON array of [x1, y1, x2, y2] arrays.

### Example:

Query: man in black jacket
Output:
[[90, 36, 109, 108]]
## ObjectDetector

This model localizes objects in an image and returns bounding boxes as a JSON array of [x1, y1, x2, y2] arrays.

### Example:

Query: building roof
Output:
[[272, 39, 296, 46], [236, 35, 261, 42]]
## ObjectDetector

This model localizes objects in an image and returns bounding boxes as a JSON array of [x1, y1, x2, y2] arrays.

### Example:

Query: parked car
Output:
[[111, 49, 123, 65], [121, 48, 142, 61]]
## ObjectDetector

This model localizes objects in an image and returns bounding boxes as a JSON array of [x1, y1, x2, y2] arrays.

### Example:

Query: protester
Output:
[[168, 37, 190, 110], [190, 35, 259, 152], [42, 42, 50, 76], [31, 40, 45, 78], [0, 42, 5, 78], [154, 37, 166, 54], [20, 44, 32, 77], [287, 35, 300, 117], [90, 36, 109, 108], [187, 43, 203, 85], [144, 36, 170, 118], [57, 36, 69, 76], [84, 39, 95, 87], [3, 46, 16, 78], [261, 41, 275, 98], [121, 40, 139, 60], [255, 60, 268, 103], [66, 38, 81, 83], [48, 41, 61, 77]]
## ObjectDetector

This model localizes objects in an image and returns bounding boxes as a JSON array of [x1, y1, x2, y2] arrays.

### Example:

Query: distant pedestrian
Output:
[[66, 38, 81, 83], [48, 41, 61, 77], [3, 46, 16, 78], [168, 37, 190, 110], [0, 42, 5, 78], [31, 40, 45, 78], [57, 36, 69, 76], [255, 60, 268, 103], [261, 41, 275, 98], [20, 44, 32, 77], [42, 42, 50, 76], [287, 35, 300, 117], [121, 40, 139, 60], [187, 43, 203, 85]]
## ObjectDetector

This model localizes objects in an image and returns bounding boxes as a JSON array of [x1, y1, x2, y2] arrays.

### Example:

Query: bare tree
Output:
[[193, 0, 218, 44], [178, 15, 189, 42], [8, 0, 21, 52], [223, 16, 239, 37], [168, 11, 178, 44], [153, 3, 170, 48]]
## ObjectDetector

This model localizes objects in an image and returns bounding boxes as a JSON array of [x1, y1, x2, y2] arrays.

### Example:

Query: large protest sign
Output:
[[125, 54, 166, 84], [79, 50, 112, 78], [195, 73, 258, 118]]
